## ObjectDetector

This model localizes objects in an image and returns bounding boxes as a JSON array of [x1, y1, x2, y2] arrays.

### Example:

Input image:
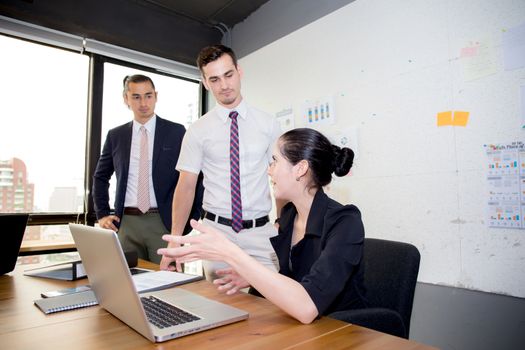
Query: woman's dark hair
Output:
[[279, 128, 354, 189]]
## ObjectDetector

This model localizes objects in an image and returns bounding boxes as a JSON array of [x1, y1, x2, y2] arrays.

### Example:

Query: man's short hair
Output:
[[196, 45, 238, 74], [123, 74, 156, 94]]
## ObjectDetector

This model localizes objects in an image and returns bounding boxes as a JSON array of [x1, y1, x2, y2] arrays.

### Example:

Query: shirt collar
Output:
[[133, 114, 156, 134], [215, 100, 248, 123], [304, 188, 330, 238], [275, 188, 329, 241]]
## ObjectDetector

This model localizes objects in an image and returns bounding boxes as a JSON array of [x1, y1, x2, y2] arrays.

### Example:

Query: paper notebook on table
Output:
[[132, 269, 203, 293], [35, 290, 98, 314]]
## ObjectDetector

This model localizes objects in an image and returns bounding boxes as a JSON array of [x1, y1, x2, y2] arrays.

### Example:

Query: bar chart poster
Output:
[[485, 141, 525, 229], [301, 96, 336, 126]]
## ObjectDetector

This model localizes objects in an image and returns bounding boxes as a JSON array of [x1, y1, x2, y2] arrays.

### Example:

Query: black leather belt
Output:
[[124, 207, 159, 215], [203, 211, 269, 229]]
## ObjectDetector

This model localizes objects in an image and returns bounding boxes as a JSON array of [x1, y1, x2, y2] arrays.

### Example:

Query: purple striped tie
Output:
[[229, 111, 243, 233]]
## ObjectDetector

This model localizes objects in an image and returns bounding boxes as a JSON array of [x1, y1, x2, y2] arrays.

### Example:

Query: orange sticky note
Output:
[[453, 111, 469, 126], [437, 111, 453, 126]]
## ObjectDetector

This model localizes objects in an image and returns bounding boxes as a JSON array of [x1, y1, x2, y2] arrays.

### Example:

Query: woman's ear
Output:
[[294, 160, 309, 180]]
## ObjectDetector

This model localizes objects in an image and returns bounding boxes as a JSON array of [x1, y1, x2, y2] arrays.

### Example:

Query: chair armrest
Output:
[[328, 307, 407, 338]]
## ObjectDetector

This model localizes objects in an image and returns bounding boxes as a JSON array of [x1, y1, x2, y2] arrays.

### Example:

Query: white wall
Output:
[[239, 0, 525, 298]]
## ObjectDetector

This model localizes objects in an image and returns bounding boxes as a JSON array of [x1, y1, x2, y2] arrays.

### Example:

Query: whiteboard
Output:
[[238, 0, 525, 297]]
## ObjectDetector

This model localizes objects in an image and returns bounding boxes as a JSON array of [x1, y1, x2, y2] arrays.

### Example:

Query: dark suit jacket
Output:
[[270, 189, 367, 315], [92, 116, 202, 234]]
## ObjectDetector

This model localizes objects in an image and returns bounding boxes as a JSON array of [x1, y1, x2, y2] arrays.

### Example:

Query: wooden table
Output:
[[0, 259, 436, 349]]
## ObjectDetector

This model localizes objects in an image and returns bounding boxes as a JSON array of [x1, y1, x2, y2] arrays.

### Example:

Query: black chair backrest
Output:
[[363, 238, 420, 336]]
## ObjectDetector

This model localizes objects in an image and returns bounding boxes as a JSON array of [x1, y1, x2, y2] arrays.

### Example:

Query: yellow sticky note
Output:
[[453, 111, 469, 126], [437, 111, 453, 126]]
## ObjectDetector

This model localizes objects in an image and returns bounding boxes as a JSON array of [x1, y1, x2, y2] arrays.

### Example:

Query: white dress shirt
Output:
[[177, 100, 281, 219], [124, 115, 158, 208]]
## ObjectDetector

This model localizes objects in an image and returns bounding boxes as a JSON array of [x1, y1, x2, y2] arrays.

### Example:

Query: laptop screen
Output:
[[0, 214, 29, 275]]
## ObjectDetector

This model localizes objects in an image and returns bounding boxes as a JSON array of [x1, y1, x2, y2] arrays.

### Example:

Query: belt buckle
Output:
[[245, 219, 256, 229], [207, 212, 219, 224], [241, 219, 253, 229]]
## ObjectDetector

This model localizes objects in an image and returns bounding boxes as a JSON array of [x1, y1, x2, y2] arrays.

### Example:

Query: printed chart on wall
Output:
[[485, 141, 525, 229], [301, 96, 335, 126], [275, 107, 295, 132]]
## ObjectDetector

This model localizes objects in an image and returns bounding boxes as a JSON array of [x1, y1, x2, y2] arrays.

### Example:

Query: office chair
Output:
[[328, 238, 421, 339]]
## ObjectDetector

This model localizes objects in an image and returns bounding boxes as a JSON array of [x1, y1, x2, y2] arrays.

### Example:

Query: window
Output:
[[0, 35, 89, 215], [0, 32, 202, 256], [0, 35, 88, 254]]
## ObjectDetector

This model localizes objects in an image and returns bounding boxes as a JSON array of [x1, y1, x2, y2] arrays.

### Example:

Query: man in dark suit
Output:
[[92, 74, 202, 264]]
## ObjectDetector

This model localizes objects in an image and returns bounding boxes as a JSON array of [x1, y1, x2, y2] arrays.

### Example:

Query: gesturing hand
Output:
[[213, 268, 250, 295], [157, 219, 236, 264]]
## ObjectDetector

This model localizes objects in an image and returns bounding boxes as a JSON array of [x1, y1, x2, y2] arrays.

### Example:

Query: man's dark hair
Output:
[[123, 74, 156, 94], [196, 45, 238, 74]]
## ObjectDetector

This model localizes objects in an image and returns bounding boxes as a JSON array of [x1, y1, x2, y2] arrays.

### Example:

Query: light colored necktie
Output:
[[137, 126, 150, 213], [229, 111, 243, 233]]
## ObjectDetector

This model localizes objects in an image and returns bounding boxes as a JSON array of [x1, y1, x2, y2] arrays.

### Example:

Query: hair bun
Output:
[[332, 145, 354, 177]]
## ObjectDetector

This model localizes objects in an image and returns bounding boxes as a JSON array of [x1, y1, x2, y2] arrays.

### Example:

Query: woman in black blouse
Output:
[[159, 128, 367, 323]]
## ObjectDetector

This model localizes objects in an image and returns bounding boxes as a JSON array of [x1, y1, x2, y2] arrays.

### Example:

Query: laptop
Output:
[[68, 224, 248, 342], [0, 213, 29, 275]]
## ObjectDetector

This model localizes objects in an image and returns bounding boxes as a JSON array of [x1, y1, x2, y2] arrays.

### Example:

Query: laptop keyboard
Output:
[[141, 295, 201, 329]]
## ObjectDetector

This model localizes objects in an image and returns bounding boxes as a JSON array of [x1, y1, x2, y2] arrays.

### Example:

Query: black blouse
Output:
[[270, 189, 368, 316]]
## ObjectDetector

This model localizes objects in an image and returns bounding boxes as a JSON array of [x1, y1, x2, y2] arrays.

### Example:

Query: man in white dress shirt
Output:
[[160, 45, 282, 292]]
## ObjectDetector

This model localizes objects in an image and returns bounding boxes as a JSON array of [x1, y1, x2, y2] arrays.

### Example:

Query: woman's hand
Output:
[[213, 268, 250, 295], [157, 219, 237, 265]]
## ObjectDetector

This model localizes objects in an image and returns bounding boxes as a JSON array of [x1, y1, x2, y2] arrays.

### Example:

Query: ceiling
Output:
[[136, 0, 272, 29], [0, 0, 273, 65]]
